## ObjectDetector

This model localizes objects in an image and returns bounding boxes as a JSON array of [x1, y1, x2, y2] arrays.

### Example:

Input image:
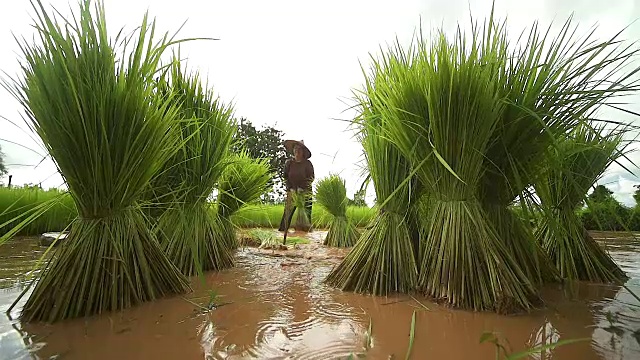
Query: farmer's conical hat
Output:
[[284, 139, 311, 159]]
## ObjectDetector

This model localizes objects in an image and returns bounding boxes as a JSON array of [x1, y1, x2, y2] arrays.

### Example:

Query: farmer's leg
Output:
[[278, 205, 297, 231], [288, 205, 297, 225], [278, 206, 298, 231], [278, 193, 290, 231], [278, 211, 286, 231], [304, 194, 313, 224]]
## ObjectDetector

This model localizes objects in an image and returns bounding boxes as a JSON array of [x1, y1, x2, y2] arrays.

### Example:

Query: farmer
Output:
[[278, 139, 314, 232]]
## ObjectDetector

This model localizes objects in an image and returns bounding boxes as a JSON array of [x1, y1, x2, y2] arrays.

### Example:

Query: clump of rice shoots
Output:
[[4, 0, 191, 322], [291, 190, 312, 232], [217, 152, 271, 249], [534, 124, 630, 283], [481, 204, 559, 285], [152, 59, 237, 276], [359, 9, 640, 312], [315, 175, 359, 247], [362, 30, 538, 312], [324, 120, 419, 295], [479, 11, 640, 288]]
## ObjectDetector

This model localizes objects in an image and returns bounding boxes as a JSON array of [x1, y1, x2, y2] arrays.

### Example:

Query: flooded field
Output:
[[1, 230, 639, 359]]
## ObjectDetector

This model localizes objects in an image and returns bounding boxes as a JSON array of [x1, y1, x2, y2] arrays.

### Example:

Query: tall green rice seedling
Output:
[[217, 152, 271, 249], [315, 175, 359, 247], [3, 0, 192, 322], [360, 25, 537, 311], [481, 9, 640, 287], [324, 117, 419, 295], [358, 6, 640, 312], [477, 14, 638, 287], [291, 190, 312, 232], [152, 58, 237, 276], [535, 123, 631, 283]]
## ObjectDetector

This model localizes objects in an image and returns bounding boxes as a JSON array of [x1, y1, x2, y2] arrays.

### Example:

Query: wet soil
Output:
[[1, 229, 639, 359]]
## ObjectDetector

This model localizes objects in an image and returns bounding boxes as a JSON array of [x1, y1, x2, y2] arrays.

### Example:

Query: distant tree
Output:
[[232, 117, 288, 203], [348, 189, 367, 207], [581, 184, 632, 231], [633, 184, 640, 207], [588, 185, 616, 204], [22, 183, 43, 190], [0, 144, 7, 178]]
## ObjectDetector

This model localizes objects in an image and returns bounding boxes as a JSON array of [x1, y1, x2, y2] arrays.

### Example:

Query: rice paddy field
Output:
[[3, 0, 640, 359], [1, 231, 639, 359], [0, 187, 375, 234], [0, 187, 75, 237]]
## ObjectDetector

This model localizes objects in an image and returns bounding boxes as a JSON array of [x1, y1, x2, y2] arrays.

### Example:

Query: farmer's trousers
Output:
[[278, 190, 312, 231]]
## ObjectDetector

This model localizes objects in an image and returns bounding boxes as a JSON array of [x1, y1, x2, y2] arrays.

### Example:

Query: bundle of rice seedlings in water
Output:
[[291, 190, 312, 232], [217, 152, 271, 249], [479, 12, 640, 288], [356, 8, 639, 312], [362, 28, 537, 312], [315, 175, 359, 247], [151, 58, 237, 276], [255, 230, 281, 250], [324, 117, 419, 295], [534, 123, 630, 283], [3, 0, 191, 322]]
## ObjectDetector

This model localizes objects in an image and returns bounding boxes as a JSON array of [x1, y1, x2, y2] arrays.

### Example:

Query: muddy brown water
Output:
[[1, 230, 639, 360]]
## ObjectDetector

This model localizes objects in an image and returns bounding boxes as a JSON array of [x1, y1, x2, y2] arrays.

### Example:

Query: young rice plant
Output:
[[324, 118, 419, 295], [217, 152, 271, 249], [3, 0, 192, 322], [338, 6, 640, 312], [150, 58, 237, 276], [315, 175, 359, 247], [535, 123, 631, 283]]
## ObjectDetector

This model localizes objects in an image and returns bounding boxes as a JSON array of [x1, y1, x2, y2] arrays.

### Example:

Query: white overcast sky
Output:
[[1, 0, 639, 205]]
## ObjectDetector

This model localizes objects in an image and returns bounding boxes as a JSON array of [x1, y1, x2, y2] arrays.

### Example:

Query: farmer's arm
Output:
[[307, 161, 315, 185], [284, 159, 292, 190]]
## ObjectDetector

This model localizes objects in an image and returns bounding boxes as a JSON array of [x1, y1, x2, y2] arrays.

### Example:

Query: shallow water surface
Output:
[[1, 230, 639, 359]]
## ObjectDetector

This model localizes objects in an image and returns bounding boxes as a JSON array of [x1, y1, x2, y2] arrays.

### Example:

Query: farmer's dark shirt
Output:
[[284, 159, 314, 191]]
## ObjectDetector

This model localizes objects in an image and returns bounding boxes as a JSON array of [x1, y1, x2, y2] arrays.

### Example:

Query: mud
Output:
[[1, 230, 639, 359]]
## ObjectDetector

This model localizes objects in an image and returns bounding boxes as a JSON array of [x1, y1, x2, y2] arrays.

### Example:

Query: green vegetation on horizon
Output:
[[0, 186, 75, 237], [6, 184, 640, 238], [231, 118, 289, 203], [0, 144, 7, 178], [0, 187, 375, 236]]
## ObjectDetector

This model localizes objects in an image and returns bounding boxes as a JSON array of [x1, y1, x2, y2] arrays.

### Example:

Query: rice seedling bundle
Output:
[[4, 0, 192, 322], [217, 152, 271, 249], [479, 12, 640, 288], [349, 8, 640, 312], [324, 118, 419, 295], [477, 17, 638, 287], [534, 124, 630, 283], [358, 28, 538, 312], [291, 190, 313, 232], [152, 59, 237, 276], [315, 175, 359, 247]]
